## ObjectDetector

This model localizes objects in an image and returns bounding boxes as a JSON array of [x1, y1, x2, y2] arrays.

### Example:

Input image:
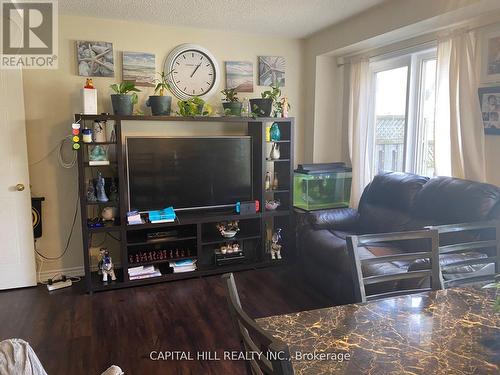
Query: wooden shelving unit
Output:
[[74, 114, 295, 293]]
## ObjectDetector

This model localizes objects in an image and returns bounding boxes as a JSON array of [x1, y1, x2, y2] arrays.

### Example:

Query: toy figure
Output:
[[98, 248, 116, 282], [84, 78, 94, 89], [96, 171, 109, 202], [271, 228, 283, 260], [89, 145, 108, 161], [281, 97, 289, 118], [86, 179, 97, 202]]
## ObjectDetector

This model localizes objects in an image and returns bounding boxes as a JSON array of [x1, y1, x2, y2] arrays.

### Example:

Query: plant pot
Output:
[[111, 94, 133, 116], [249, 98, 272, 117], [222, 102, 242, 116], [146, 95, 172, 116]]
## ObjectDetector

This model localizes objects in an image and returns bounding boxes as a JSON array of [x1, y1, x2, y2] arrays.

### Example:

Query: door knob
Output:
[[16, 183, 25, 191]]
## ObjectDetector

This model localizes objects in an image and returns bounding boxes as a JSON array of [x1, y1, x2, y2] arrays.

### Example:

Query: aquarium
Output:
[[293, 163, 352, 211]]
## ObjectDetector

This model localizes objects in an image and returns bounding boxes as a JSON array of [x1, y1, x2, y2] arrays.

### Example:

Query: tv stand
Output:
[[74, 115, 295, 292]]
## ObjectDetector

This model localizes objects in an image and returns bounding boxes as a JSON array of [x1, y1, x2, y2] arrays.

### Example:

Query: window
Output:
[[369, 47, 437, 177]]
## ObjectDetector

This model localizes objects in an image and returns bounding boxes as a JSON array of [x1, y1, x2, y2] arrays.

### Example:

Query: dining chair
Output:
[[221, 273, 294, 375], [346, 230, 442, 303], [427, 220, 500, 288]]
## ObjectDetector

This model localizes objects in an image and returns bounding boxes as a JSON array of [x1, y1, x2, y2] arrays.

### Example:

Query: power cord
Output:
[[30, 135, 77, 169]]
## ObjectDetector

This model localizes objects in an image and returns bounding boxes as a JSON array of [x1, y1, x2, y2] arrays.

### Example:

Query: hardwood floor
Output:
[[0, 266, 331, 375]]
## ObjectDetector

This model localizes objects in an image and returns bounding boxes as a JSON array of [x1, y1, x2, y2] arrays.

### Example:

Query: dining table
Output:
[[257, 287, 500, 374]]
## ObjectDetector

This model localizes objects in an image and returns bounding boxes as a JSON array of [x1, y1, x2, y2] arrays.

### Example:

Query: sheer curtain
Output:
[[348, 59, 372, 207], [435, 30, 486, 181]]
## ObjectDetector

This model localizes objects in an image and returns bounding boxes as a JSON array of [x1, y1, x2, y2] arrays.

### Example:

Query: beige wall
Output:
[[303, 0, 500, 187], [23, 15, 304, 275]]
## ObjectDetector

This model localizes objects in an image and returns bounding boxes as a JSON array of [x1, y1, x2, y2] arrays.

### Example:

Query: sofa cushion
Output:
[[302, 229, 350, 271], [359, 172, 429, 213], [307, 208, 359, 231], [414, 176, 500, 223], [358, 204, 413, 234]]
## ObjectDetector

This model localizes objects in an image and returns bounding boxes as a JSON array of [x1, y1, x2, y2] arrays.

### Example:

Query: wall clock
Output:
[[164, 44, 220, 100]]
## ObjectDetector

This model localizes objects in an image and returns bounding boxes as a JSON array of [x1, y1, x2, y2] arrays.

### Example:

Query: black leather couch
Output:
[[298, 172, 500, 304]]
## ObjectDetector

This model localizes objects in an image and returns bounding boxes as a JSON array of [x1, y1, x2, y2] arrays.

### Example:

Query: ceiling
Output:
[[58, 0, 387, 39]]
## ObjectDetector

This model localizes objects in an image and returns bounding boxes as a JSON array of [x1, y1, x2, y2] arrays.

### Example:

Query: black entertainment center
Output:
[[74, 114, 295, 292]]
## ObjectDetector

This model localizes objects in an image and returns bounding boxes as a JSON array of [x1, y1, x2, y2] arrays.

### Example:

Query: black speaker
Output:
[[32, 197, 45, 239]]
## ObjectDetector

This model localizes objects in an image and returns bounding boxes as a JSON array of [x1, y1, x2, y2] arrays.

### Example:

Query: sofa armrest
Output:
[[307, 208, 360, 231]]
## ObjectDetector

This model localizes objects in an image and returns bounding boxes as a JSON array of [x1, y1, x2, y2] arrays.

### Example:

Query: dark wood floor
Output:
[[0, 266, 331, 375]]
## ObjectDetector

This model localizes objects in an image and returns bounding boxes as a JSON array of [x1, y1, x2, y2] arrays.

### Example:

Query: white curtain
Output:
[[435, 30, 486, 181], [348, 59, 372, 207]]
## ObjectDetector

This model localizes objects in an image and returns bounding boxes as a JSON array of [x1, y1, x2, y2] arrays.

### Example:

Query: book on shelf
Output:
[[127, 210, 144, 225], [169, 258, 197, 273], [148, 207, 176, 223], [129, 271, 162, 280], [128, 265, 162, 280]]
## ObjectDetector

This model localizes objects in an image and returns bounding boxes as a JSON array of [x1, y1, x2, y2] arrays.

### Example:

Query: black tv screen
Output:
[[126, 137, 252, 211]]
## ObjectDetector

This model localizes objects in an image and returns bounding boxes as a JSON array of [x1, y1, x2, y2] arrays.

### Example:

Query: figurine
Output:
[[96, 171, 109, 202], [98, 248, 117, 282], [281, 97, 289, 118], [270, 122, 281, 141], [89, 145, 108, 162], [216, 221, 240, 238], [86, 179, 97, 202], [109, 180, 118, 201], [272, 172, 279, 190], [271, 228, 283, 260], [84, 78, 94, 89], [101, 206, 117, 221], [269, 143, 280, 160], [265, 171, 271, 191], [265, 199, 281, 211]]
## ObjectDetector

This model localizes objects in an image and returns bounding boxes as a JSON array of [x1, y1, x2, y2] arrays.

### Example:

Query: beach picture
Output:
[[487, 35, 500, 76], [478, 87, 500, 135], [122, 52, 156, 86], [225, 61, 253, 92], [258, 56, 285, 86], [76, 41, 114, 77]]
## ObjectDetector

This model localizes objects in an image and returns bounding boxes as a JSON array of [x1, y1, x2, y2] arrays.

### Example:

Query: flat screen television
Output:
[[126, 137, 253, 211]]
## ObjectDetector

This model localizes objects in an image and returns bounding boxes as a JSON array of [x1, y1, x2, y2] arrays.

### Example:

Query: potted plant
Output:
[[250, 83, 281, 117], [221, 88, 242, 116], [146, 71, 173, 116], [177, 96, 213, 117], [110, 81, 141, 116]]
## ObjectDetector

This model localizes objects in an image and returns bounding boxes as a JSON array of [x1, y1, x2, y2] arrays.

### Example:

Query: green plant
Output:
[[221, 88, 239, 103], [177, 96, 212, 116], [154, 71, 173, 96], [261, 83, 281, 103], [274, 98, 291, 116], [110, 81, 141, 104]]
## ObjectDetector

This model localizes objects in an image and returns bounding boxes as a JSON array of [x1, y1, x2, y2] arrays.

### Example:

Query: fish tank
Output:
[[293, 163, 352, 211]]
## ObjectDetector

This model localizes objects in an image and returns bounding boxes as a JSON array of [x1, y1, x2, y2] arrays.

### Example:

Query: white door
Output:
[[0, 68, 37, 289]]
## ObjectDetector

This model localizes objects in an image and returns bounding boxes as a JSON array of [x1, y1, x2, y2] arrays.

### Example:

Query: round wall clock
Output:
[[164, 44, 220, 100]]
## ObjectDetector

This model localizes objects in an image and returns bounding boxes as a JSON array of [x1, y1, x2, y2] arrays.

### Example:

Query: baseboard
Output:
[[38, 266, 85, 282]]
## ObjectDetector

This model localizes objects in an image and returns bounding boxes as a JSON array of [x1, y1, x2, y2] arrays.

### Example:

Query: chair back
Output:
[[347, 230, 441, 303], [221, 273, 294, 375], [428, 221, 500, 288]]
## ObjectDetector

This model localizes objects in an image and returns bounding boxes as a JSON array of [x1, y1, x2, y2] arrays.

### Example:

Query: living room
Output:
[[1, 0, 500, 374]]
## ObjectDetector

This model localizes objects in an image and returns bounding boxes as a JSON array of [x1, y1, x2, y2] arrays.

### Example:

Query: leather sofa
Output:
[[298, 172, 500, 304]]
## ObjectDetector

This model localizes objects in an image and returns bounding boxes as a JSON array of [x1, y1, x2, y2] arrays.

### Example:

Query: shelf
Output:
[[201, 234, 261, 246], [75, 114, 294, 123], [84, 162, 117, 167], [263, 210, 291, 217], [265, 189, 290, 194], [86, 201, 118, 206], [127, 235, 197, 247], [128, 256, 197, 268], [265, 159, 291, 162], [266, 140, 290, 143], [87, 224, 121, 233], [90, 269, 124, 291]]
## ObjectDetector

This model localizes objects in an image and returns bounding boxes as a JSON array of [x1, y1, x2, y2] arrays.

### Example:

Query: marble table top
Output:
[[257, 288, 500, 374]]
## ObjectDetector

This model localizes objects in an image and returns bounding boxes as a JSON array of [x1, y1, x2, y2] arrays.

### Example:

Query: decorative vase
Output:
[[269, 143, 280, 160], [272, 172, 279, 190], [249, 98, 272, 117], [111, 94, 133, 116], [146, 95, 172, 116], [265, 171, 271, 191], [92, 120, 106, 143], [270, 122, 281, 141], [222, 102, 243, 116]]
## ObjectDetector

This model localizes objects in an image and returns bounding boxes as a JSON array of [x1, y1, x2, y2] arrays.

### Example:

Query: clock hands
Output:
[[190, 63, 202, 78]]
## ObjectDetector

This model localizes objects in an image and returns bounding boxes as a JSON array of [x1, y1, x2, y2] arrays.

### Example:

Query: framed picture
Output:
[[76, 40, 114, 77], [481, 30, 500, 83], [478, 86, 500, 135], [225, 61, 253, 92], [122, 52, 155, 86], [258, 56, 285, 86]]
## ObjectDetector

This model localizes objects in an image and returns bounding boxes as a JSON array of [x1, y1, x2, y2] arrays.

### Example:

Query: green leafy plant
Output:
[[110, 81, 141, 105], [177, 96, 212, 116], [221, 88, 239, 103], [154, 71, 173, 96], [261, 83, 281, 103]]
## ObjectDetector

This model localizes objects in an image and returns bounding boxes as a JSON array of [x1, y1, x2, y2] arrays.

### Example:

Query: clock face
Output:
[[165, 45, 220, 100]]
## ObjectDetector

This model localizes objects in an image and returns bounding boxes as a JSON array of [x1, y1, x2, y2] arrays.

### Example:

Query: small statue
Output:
[[265, 171, 271, 191], [84, 78, 94, 89], [216, 221, 240, 238], [272, 172, 279, 190], [101, 206, 117, 221], [109, 180, 118, 201], [96, 171, 109, 202], [271, 228, 283, 260], [281, 97, 289, 118], [86, 179, 97, 202], [97, 248, 116, 282], [269, 142, 280, 160], [89, 145, 108, 161]]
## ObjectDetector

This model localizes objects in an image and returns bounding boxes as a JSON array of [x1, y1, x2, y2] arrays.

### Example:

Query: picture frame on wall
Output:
[[225, 61, 253, 92], [258, 56, 285, 86], [76, 40, 114, 77], [481, 30, 500, 83], [478, 86, 500, 135], [122, 52, 156, 86]]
